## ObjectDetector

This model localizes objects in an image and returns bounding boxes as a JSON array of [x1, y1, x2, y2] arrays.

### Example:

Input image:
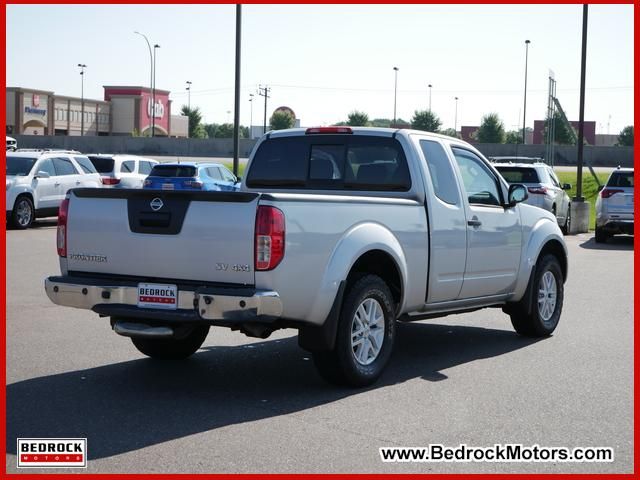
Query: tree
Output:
[[544, 113, 576, 145], [347, 110, 369, 126], [411, 110, 441, 132], [203, 123, 218, 139], [504, 130, 521, 144], [180, 105, 205, 138], [214, 123, 234, 138], [476, 113, 505, 143], [617, 125, 633, 146], [440, 128, 459, 139], [269, 111, 295, 130], [370, 118, 391, 128]]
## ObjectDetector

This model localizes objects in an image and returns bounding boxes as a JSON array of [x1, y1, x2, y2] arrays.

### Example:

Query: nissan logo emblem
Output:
[[150, 198, 164, 211]]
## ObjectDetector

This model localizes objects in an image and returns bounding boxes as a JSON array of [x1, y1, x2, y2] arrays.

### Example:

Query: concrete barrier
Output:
[[11, 135, 633, 167]]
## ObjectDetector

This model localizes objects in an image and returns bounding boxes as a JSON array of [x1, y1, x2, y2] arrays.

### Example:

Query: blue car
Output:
[[143, 162, 240, 191]]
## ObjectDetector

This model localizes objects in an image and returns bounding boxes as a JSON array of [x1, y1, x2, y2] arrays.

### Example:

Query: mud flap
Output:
[[298, 281, 345, 352]]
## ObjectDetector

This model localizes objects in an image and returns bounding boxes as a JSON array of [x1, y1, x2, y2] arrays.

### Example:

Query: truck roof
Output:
[[267, 127, 466, 143]]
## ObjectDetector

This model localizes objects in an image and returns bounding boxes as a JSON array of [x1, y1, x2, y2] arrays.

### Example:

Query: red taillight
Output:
[[101, 177, 121, 185], [255, 206, 285, 271], [527, 186, 548, 195], [305, 126, 353, 135], [57, 198, 69, 257], [601, 188, 623, 199], [184, 180, 203, 189]]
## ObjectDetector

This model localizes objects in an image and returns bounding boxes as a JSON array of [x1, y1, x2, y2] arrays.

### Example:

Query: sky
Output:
[[6, 4, 634, 134]]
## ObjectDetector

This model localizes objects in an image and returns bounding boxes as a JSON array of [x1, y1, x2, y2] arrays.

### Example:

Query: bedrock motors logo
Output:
[[17, 438, 87, 468]]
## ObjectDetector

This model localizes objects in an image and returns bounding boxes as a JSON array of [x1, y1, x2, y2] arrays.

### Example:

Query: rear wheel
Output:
[[594, 227, 608, 243], [131, 325, 210, 359], [312, 275, 396, 387], [509, 254, 564, 337], [10, 196, 35, 229]]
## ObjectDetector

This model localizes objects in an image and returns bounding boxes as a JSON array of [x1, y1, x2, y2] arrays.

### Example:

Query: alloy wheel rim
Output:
[[538, 271, 557, 323], [351, 298, 385, 366], [16, 200, 32, 226]]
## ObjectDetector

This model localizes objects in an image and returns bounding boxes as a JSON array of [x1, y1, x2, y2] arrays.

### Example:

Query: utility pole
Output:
[[152, 44, 160, 137], [232, 4, 242, 176], [258, 85, 271, 135], [77, 64, 86, 136]]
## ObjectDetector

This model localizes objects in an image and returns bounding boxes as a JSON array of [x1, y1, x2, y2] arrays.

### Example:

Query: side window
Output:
[[37, 158, 57, 177], [74, 156, 98, 174], [206, 167, 223, 180], [120, 160, 135, 173], [219, 166, 237, 182], [52, 157, 78, 176], [138, 161, 153, 175], [546, 168, 561, 187], [419, 140, 459, 205], [451, 148, 502, 206]]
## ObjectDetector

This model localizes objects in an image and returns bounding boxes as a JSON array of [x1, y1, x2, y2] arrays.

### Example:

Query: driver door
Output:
[[450, 147, 522, 299]]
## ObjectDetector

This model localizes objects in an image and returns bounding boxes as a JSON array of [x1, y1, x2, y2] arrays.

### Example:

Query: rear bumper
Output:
[[598, 219, 634, 235], [44, 275, 283, 325]]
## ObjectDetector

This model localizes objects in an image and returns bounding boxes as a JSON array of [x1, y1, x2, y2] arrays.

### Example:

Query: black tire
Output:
[[509, 254, 564, 337], [312, 275, 396, 387], [10, 195, 35, 229], [131, 325, 210, 359], [594, 227, 608, 243], [561, 205, 571, 235]]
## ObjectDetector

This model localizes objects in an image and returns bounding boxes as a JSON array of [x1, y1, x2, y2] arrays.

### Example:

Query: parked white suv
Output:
[[6, 136, 17, 151], [86, 154, 158, 188], [494, 162, 572, 234], [595, 167, 634, 243], [6, 150, 101, 229]]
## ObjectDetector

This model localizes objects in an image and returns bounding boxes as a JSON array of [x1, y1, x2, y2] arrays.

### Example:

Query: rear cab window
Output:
[[246, 135, 411, 191], [149, 165, 198, 178]]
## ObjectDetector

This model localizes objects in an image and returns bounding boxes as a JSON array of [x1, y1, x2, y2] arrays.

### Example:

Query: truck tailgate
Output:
[[65, 189, 259, 285]]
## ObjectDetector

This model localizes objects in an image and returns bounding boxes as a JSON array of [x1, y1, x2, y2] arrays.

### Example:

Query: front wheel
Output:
[[131, 325, 210, 359], [509, 254, 564, 337], [312, 275, 396, 387], [10, 196, 35, 229]]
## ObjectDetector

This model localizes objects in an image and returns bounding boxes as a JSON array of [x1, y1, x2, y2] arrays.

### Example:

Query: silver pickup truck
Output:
[[45, 127, 568, 386]]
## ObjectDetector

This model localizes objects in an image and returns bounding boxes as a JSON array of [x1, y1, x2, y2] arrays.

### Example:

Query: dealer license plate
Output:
[[137, 283, 178, 310]]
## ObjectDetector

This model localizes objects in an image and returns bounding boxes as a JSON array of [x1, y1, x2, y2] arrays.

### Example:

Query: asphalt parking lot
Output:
[[5, 222, 633, 474]]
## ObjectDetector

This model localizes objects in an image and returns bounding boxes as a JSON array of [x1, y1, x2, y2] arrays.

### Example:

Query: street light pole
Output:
[[232, 4, 242, 176], [152, 44, 160, 137], [77, 64, 86, 136], [249, 93, 254, 139], [428, 84, 432, 112], [454, 96, 459, 134], [522, 39, 531, 144], [186, 80, 192, 111], [134, 31, 153, 136], [393, 66, 399, 125]]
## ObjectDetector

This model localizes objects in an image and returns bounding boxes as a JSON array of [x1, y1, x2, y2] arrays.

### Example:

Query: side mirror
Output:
[[35, 171, 50, 179], [508, 184, 528, 207], [562, 183, 572, 190]]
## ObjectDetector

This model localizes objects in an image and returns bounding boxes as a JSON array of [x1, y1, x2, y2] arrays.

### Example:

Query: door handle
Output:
[[467, 218, 482, 227], [76, 181, 81, 185], [54, 182, 61, 187]]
